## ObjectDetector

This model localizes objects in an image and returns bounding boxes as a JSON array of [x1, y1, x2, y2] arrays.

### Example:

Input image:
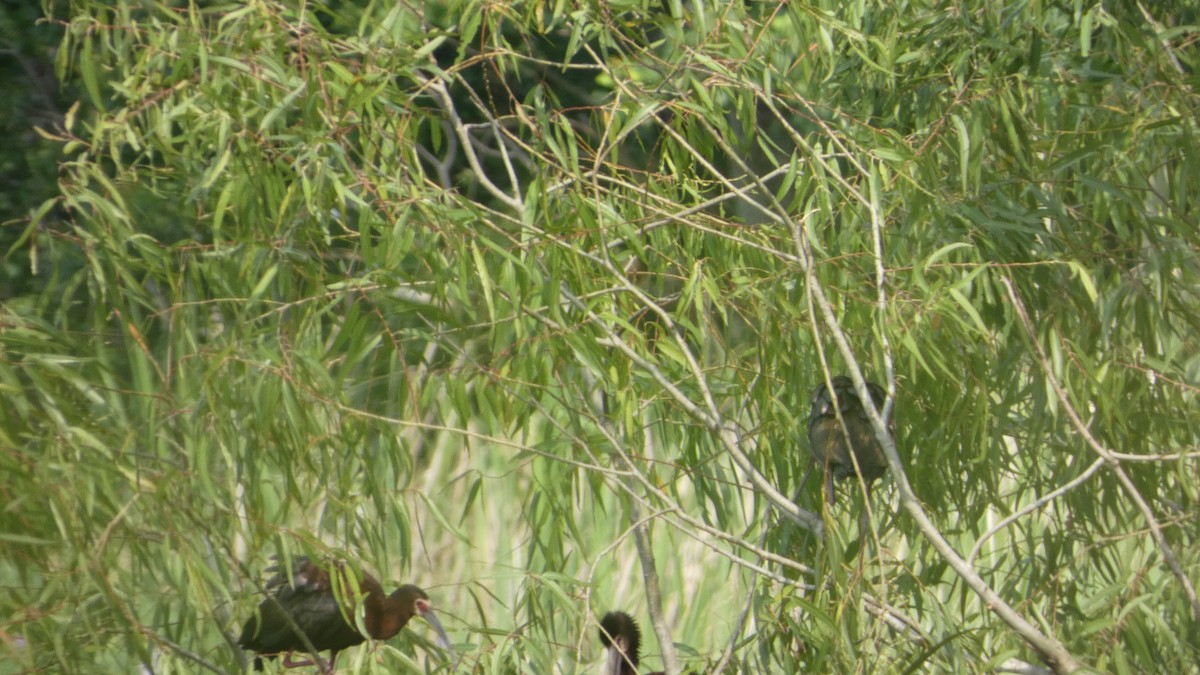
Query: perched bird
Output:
[[238, 557, 450, 673], [807, 375, 892, 506], [599, 611, 674, 675]]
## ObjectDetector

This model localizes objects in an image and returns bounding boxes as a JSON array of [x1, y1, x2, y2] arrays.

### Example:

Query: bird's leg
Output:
[[794, 462, 815, 502], [858, 482, 879, 577], [859, 484, 872, 542], [281, 652, 315, 668], [279, 648, 330, 672], [824, 468, 836, 506]]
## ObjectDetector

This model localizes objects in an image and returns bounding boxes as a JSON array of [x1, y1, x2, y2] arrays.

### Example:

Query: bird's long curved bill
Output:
[[607, 645, 630, 675], [423, 609, 453, 653]]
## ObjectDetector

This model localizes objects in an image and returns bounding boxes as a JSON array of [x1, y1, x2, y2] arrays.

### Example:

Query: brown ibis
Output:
[[238, 557, 450, 673], [598, 611, 670, 675], [807, 375, 894, 507]]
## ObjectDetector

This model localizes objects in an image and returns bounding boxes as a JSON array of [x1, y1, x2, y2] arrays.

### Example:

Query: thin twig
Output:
[[557, 284, 825, 534], [422, 77, 523, 211], [1003, 277, 1200, 623], [714, 526, 771, 673], [967, 457, 1106, 565], [1136, 2, 1186, 75]]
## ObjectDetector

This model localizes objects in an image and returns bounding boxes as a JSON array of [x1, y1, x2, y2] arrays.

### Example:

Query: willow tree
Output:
[[3, 1, 1198, 673]]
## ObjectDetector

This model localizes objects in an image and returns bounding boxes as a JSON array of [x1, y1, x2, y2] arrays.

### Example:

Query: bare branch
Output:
[[422, 77, 523, 212]]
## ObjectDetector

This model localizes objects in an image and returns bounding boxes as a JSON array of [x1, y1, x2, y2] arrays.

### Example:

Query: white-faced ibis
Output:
[[238, 557, 450, 673], [598, 611, 670, 675], [807, 375, 893, 506]]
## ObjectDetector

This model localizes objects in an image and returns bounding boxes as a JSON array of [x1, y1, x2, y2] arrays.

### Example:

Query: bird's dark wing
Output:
[[239, 558, 365, 654], [262, 557, 327, 593]]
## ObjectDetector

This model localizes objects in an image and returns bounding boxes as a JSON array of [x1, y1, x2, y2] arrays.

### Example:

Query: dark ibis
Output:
[[807, 375, 893, 506], [238, 557, 450, 673], [598, 611, 671, 675]]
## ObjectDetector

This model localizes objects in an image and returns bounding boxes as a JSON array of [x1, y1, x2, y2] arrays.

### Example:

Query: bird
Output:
[[238, 557, 450, 673], [807, 375, 893, 507], [599, 611, 675, 675]]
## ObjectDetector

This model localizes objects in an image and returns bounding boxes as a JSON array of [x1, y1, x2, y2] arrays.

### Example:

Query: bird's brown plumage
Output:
[[238, 557, 449, 673], [807, 375, 893, 506]]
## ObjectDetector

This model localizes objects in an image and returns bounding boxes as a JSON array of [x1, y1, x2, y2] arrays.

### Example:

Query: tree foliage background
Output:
[[3, 0, 1199, 673]]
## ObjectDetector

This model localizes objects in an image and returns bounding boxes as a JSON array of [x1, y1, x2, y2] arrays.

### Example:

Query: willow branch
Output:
[[967, 457, 1106, 565], [1003, 278, 1200, 623], [422, 77, 523, 212]]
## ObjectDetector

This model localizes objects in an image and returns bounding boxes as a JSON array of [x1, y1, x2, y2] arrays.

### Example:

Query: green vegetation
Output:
[[3, 1, 1198, 672]]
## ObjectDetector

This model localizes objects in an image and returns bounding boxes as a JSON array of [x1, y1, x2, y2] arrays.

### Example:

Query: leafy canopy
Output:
[[3, 1, 1198, 673]]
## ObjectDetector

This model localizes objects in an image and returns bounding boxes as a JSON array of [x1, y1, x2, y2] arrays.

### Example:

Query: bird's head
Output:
[[599, 611, 641, 675], [381, 585, 452, 653]]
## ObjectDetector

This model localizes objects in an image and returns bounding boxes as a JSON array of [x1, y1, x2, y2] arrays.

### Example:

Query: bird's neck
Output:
[[372, 592, 413, 639], [340, 572, 389, 638]]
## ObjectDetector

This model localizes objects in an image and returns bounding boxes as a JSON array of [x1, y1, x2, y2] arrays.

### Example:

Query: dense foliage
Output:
[[3, 1, 1199, 673]]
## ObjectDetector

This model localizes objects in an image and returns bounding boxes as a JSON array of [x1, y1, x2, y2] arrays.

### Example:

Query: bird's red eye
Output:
[[416, 598, 431, 614]]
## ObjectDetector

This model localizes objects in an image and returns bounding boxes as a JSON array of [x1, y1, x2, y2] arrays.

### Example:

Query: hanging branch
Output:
[[1003, 278, 1200, 623]]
